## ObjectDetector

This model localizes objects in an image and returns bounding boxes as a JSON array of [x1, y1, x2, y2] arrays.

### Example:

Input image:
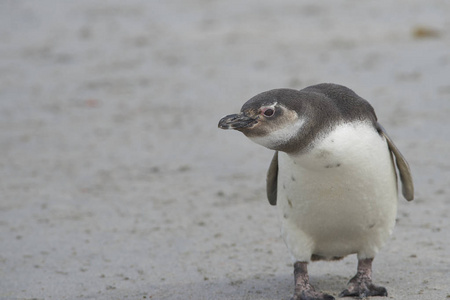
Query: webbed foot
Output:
[[339, 281, 387, 298], [339, 258, 388, 298], [291, 289, 335, 300], [291, 261, 335, 300]]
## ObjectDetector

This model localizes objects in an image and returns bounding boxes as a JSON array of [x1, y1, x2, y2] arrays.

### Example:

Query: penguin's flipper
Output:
[[376, 122, 414, 201], [266, 151, 278, 205]]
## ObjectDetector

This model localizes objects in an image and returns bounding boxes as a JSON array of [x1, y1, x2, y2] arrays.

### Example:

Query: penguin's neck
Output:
[[286, 121, 380, 171]]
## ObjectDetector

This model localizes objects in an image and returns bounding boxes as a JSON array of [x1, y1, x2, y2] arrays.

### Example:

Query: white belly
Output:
[[278, 122, 398, 262]]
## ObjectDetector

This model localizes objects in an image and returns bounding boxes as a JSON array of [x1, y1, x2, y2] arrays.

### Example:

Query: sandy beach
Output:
[[0, 1, 449, 299]]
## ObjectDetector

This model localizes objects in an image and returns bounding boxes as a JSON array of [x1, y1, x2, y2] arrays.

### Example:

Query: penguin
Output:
[[218, 83, 414, 300]]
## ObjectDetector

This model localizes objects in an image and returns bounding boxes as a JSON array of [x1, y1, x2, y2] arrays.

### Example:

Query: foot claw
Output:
[[338, 289, 352, 298]]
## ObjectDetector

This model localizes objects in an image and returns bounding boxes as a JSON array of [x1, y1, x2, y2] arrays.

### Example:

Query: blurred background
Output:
[[0, 1, 449, 299]]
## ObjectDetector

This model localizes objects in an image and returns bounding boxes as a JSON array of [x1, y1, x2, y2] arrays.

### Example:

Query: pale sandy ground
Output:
[[0, 1, 449, 299]]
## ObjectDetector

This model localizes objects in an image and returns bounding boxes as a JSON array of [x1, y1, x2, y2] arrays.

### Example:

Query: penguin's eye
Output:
[[262, 107, 275, 117]]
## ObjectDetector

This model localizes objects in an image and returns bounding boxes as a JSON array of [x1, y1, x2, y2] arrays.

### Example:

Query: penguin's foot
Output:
[[291, 261, 335, 300], [339, 258, 388, 298], [339, 281, 387, 298], [291, 289, 335, 300]]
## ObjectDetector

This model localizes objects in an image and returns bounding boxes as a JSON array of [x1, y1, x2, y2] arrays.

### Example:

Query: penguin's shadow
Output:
[[151, 273, 348, 300]]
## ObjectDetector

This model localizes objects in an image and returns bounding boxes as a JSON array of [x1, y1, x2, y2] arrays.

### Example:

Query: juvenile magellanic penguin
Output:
[[218, 83, 414, 300]]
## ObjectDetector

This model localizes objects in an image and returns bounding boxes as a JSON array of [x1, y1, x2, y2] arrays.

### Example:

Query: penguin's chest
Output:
[[277, 123, 398, 257]]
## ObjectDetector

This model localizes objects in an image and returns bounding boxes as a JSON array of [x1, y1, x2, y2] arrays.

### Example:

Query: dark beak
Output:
[[218, 113, 257, 130]]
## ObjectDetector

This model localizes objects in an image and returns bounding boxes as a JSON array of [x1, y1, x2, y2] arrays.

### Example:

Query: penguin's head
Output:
[[219, 84, 380, 153], [218, 89, 310, 152]]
